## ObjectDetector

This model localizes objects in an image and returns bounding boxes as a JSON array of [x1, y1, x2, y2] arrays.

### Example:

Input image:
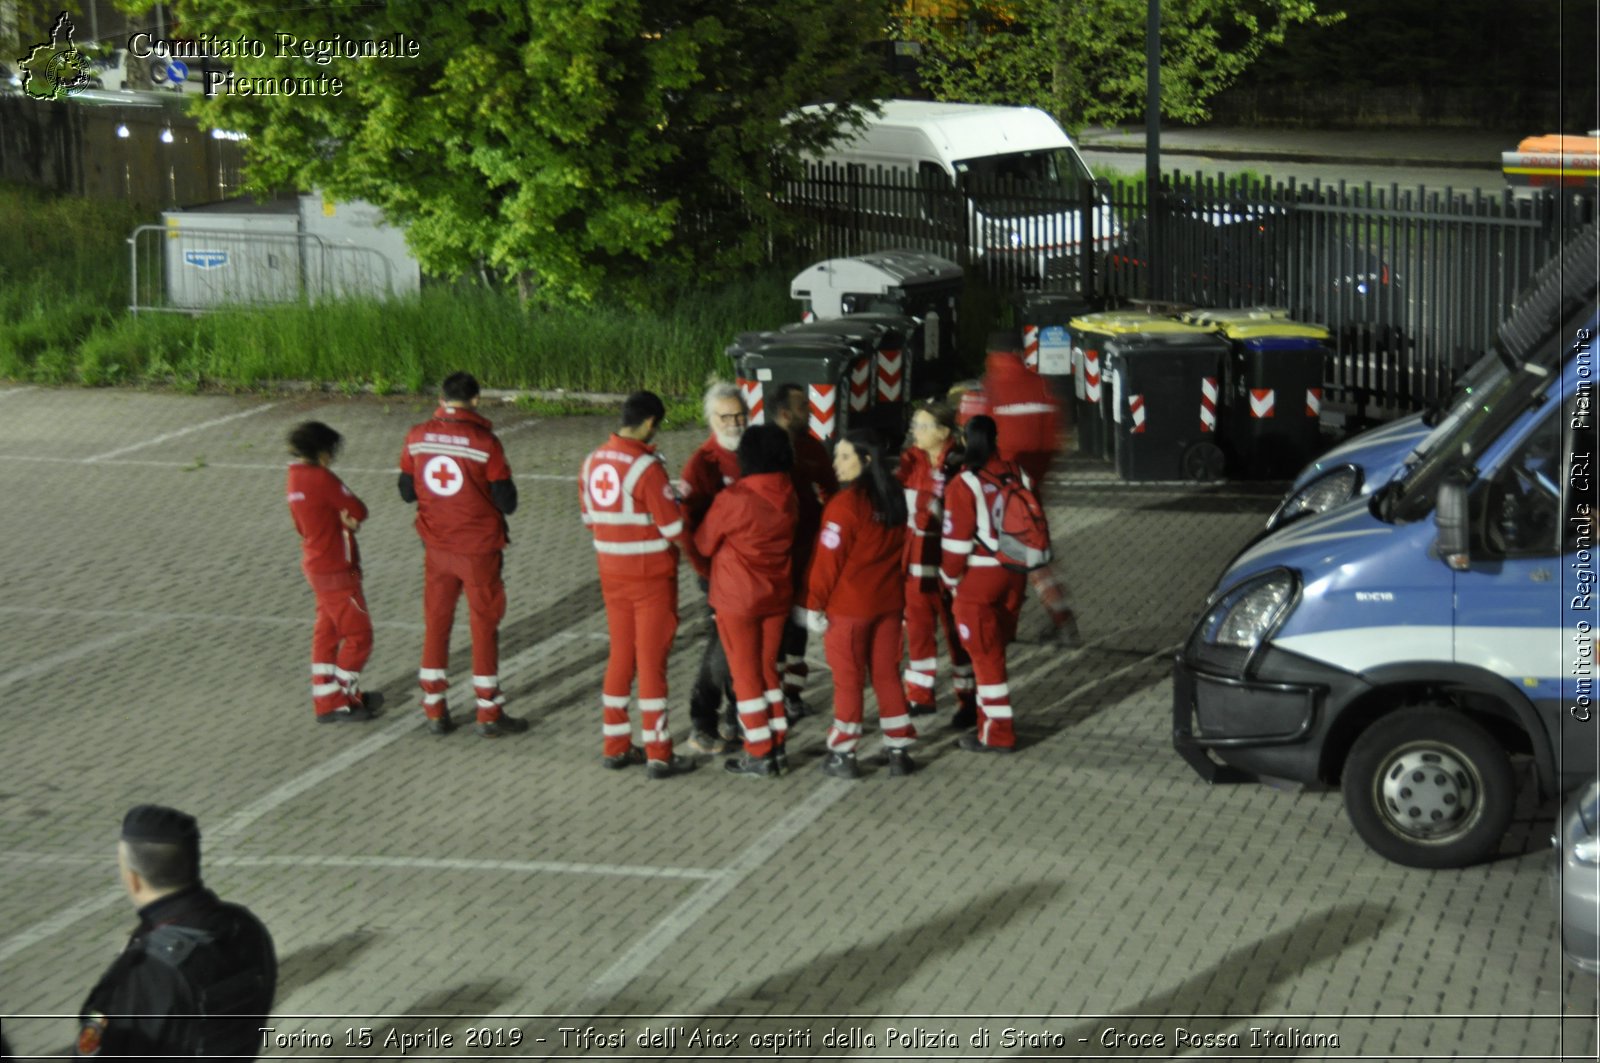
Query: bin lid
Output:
[[790, 251, 962, 299], [1067, 311, 1212, 336], [779, 319, 891, 346], [1104, 330, 1231, 354], [1178, 306, 1292, 327], [1220, 321, 1331, 341], [735, 339, 863, 378]]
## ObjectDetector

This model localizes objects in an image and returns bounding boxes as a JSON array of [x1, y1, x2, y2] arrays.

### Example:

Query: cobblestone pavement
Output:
[[0, 387, 1594, 1060]]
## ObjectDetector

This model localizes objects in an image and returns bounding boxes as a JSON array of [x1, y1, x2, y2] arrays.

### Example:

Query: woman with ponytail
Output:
[[801, 429, 915, 778]]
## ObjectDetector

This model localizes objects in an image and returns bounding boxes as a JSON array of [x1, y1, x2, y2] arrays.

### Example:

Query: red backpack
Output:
[[959, 468, 1053, 572]]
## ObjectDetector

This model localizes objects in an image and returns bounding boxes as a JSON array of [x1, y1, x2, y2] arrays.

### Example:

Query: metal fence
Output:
[[130, 225, 396, 313], [780, 163, 1595, 413]]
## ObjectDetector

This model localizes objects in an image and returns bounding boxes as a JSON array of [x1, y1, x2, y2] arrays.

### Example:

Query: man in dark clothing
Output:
[[771, 384, 838, 718], [74, 805, 276, 1058]]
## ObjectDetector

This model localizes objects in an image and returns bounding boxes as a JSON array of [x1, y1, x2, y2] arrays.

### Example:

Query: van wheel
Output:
[[1342, 708, 1515, 868]]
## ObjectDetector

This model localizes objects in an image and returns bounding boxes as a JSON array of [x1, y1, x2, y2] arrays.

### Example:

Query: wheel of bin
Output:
[[1180, 441, 1226, 482], [1341, 707, 1516, 868]]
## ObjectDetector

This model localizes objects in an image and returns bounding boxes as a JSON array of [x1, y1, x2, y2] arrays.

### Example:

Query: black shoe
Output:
[[772, 746, 790, 775], [352, 690, 385, 714], [908, 704, 936, 718], [647, 754, 698, 780], [723, 752, 776, 778], [783, 694, 812, 721], [957, 732, 1015, 755], [427, 713, 456, 736], [887, 749, 917, 777], [951, 706, 977, 730], [476, 713, 529, 738], [602, 746, 647, 770], [317, 705, 375, 723], [820, 751, 861, 780]]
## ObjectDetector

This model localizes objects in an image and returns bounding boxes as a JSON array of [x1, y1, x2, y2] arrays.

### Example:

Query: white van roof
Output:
[[815, 99, 1073, 162]]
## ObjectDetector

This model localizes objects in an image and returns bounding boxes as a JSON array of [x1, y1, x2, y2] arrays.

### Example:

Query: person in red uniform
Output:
[[398, 372, 527, 738], [983, 337, 1081, 644], [941, 414, 1028, 753], [771, 383, 838, 717], [679, 381, 747, 752], [285, 421, 378, 723], [581, 390, 696, 780], [803, 429, 914, 778], [694, 424, 798, 778], [895, 402, 978, 727]]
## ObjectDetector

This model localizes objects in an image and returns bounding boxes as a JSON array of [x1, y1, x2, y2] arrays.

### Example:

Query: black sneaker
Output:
[[887, 748, 918, 777], [908, 704, 937, 718], [772, 745, 790, 774], [723, 752, 776, 778], [317, 705, 375, 723], [783, 694, 812, 720], [957, 732, 1015, 755], [351, 690, 385, 714], [602, 746, 647, 770], [951, 706, 978, 730], [647, 754, 698, 781], [476, 713, 529, 738], [427, 712, 456, 737], [820, 751, 861, 780]]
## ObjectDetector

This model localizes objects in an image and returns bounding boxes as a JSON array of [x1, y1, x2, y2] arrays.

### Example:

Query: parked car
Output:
[[1554, 778, 1600, 975]]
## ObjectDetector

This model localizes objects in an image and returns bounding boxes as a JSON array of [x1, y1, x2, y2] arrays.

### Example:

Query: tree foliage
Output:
[[894, 0, 1342, 132], [130, 0, 891, 304]]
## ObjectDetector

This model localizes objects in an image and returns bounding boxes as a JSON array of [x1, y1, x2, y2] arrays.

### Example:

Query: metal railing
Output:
[[130, 225, 395, 313], [778, 164, 1595, 413]]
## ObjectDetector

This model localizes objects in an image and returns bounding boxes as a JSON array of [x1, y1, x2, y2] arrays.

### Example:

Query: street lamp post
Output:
[[1146, 0, 1161, 300]]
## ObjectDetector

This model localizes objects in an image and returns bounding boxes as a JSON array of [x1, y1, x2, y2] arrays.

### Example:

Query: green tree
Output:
[[895, 0, 1342, 131], [130, 0, 891, 304]]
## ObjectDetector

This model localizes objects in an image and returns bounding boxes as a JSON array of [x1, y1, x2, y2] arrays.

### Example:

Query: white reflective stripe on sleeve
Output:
[[909, 657, 938, 670], [943, 539, 974, 555], [581, 513, 594, 525], [977, 683, 1010, 699], [408, 442, 489, 463], [586, 511, 653, 526], [908, 563, 939, 577], [602, 694, 631, 708], [593, 538, 673, 555], [311, 682, 342, 697], [656, 519, 684, 539], [903, 671, 936, 688], [602, 722, 634, 736], [992, 402, 1056, 416], [419, 667, 448, 682], [968, 556, 1001, 567], [904, 488, 918, 517], [638, 698, 667, 711]]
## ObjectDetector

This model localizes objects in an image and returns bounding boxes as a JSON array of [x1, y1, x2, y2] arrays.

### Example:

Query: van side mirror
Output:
[[1434, 475, 1471, 571]]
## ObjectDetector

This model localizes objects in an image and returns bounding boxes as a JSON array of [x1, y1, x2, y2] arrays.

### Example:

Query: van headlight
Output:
[[1267, 465, 1361, 530], [1564, 781, 1600, 865], [1187, 569, 1298, 674]]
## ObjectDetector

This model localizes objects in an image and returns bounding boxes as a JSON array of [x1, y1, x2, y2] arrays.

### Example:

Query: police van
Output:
[[1267, 225, 1598, 533], [1173, 295, 1599, 868]]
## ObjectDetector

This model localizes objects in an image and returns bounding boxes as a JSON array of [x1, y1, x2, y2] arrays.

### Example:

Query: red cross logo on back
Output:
[[588, 462, 622, 507], [421, 454, 465, 497]]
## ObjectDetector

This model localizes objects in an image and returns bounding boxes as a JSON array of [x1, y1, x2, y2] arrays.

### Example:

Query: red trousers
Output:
[[307, 572, 373, 717], [825, 612, 916, 753], [902, 581, 975, 712], [952, 567, 1027, 748], [419, 549, 507, 724], [600, 575, 679, 762], [716, 611, 787, 757]]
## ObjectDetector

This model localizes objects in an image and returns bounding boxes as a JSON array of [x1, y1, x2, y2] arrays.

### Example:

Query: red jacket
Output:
[[804, 485, 907, 620], [400, 406, 513, 554], [680, 435, 741, 580], [940, 455, 1027, 590], [581, 433, 686, 581], [287, 463, 367, 584], [984, 352, 1061, 459], [895, 441, 957, 590], [694, 472, 797, 617]]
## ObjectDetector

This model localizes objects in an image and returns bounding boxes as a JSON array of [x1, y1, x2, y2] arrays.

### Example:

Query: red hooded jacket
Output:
[[983, 351, 1061, 460], [804, 484, 907, 620], [693, 472, 798, 617], [895, 440, 957, 589]]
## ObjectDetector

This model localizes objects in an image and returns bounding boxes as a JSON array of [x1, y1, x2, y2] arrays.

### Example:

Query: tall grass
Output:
[[0, 183, 800, 395]]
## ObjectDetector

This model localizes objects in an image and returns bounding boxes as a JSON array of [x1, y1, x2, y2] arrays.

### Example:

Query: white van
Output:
[[799, 99, 1115, 288]]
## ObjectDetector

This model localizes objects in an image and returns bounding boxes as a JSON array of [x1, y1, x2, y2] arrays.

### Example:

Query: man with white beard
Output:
[[680, 380, 749, 751]]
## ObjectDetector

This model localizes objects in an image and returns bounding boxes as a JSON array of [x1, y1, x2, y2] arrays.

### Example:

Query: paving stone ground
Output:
[[0, 386, 1594, 1060]]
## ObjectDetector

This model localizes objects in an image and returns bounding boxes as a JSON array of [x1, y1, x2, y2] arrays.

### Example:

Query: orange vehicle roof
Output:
[[1517, 134, 1600, 155]]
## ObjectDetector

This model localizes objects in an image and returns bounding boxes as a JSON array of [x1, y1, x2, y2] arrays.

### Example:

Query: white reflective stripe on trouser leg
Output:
[[311, 682, 342, 697], [593, 538, 672, 555], [879, 712, 912, 734], [602, 722, 633, 737], [982, 703, 1013, 720], [603, 694, 631, 708], [737, 698, 767, 714], [422, 693, 445, 707], [744, 725, 772, 743], [903, 670, 935, 688], [769, 716, 789, 735], [419, 667, 447, 682], [638, 698, 667, 711], [908, 657, 937, 671], [978, 683, 1010, 700], [942, 539, 974, 555], [472, 674, 499, 688], [764, 689, 784, 704], [312, 663, 336, 676], [334, 667, 360, 683]]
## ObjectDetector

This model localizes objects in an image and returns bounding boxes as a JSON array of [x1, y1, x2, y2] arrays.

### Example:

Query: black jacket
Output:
[[77, 885, 276, 1058]]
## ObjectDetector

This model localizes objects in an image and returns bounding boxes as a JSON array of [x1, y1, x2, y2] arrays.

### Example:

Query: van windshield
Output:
[[1382, 362, 1550, 524], [954, 149, 1091, 215]]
